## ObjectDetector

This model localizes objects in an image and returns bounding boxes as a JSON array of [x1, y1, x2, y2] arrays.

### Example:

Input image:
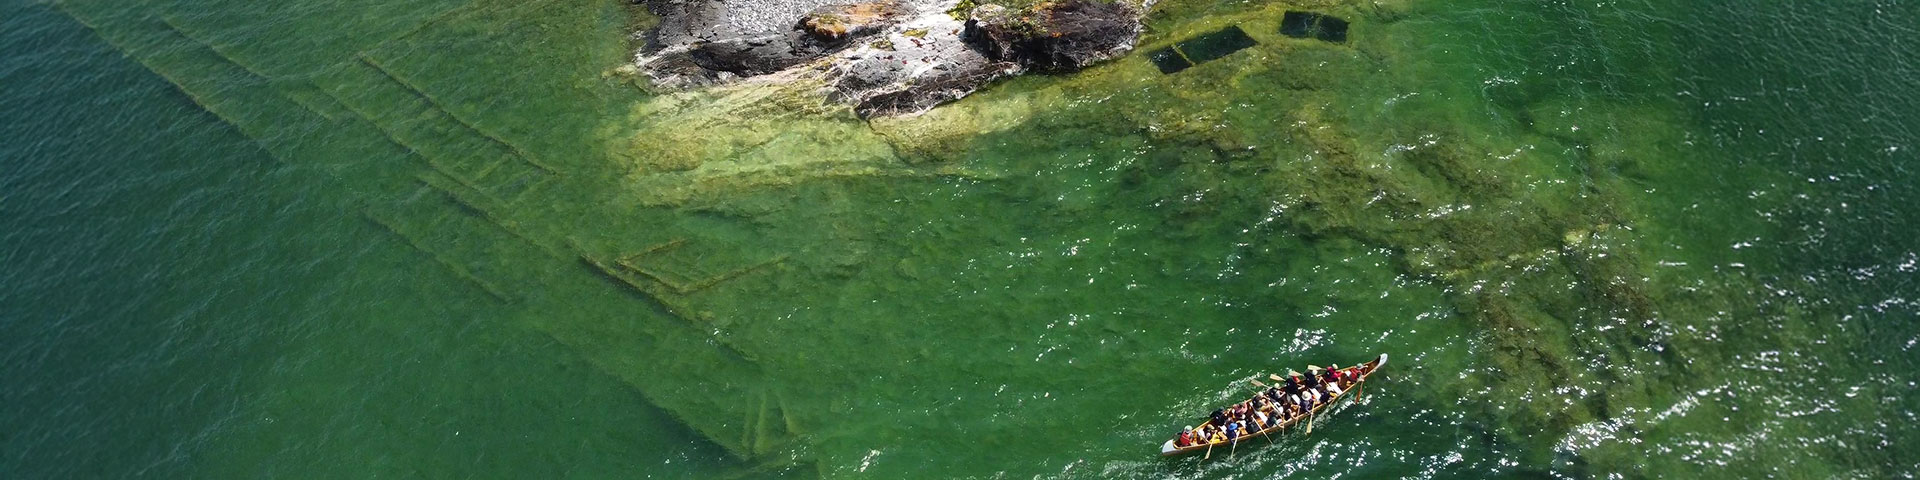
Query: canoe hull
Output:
[[1158, 353, 1387, 457]]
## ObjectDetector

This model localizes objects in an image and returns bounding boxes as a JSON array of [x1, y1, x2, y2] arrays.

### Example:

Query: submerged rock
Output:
[[633, 0, 1145, 117]]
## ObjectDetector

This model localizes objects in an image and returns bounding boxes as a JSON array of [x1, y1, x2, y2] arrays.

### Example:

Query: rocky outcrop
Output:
[[633, 0, 1144, 117], [800, 1, 902, 40], [823, 3, 1019, 117], [964, 1, 1142, 72], [635, 0, 879, 86]]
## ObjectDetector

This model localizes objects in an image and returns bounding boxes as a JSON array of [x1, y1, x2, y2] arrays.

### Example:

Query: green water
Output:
[[4, 0, 1916, 478]]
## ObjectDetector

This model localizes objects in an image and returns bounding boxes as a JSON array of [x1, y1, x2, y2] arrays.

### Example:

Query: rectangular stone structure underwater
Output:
[[1148, 25, 1259, 74], [1280, 11, 1349, 43], [1149, 47, 1193, 74], [1179, 25, 1259, 64]]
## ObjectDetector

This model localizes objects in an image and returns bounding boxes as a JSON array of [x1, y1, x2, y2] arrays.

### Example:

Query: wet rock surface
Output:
[[634, 0, 1145, 117]]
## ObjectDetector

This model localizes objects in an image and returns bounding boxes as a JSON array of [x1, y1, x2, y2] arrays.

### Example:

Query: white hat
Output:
[[1183, 425, 1193, 432]]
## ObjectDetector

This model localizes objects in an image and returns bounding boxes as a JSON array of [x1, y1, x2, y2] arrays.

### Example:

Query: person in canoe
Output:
[[1322, 366, 1343, 390], [1161, 355, 1390, 457], [1339, 364, 1364, 387]]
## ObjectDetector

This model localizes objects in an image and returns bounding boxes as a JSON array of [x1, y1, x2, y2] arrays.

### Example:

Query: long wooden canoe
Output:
[[1159, 353, 1387, 457]]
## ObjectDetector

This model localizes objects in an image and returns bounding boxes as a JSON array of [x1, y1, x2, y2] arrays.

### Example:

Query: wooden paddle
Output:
[[1203, 436, 1215, 460], [1245, 381, 1280, 445], [1304, 400, 1316, 436]]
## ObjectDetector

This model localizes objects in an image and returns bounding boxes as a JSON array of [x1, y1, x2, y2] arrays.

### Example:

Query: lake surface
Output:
[[4, 0, 1916, 477]]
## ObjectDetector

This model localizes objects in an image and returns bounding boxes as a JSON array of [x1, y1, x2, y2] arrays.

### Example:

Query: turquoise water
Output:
[[4, 0, 1916, 478]]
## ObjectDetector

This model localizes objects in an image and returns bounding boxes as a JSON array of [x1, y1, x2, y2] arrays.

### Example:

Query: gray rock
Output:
[[801, 1, 904, 41], [634, 0, 1145, 116], [636, 0, 861, 85], [965, 0, 1142, 73]]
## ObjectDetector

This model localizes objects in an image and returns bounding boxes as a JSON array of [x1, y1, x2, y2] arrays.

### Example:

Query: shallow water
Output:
[[3, 0, 1916, 478]]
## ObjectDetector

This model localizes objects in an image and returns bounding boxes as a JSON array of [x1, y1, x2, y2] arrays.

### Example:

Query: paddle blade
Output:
[[1269, 374, 1286, 382], [1250, 379, 1267, 388]]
